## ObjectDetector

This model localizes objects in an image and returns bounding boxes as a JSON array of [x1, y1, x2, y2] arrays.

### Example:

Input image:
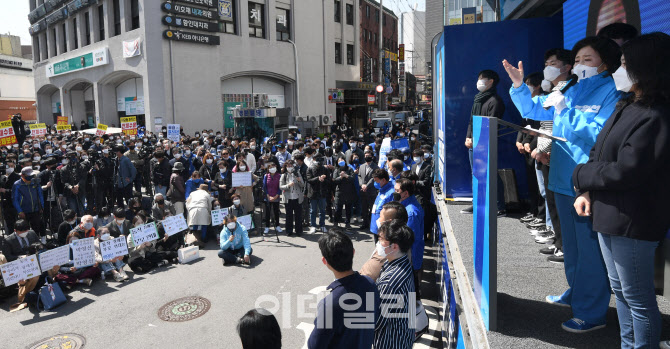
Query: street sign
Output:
[[163, 30, 220, 45], [386, 86, 393, 94], [376, 85, 384, 93], [162, 15, 218, 32], [161, 2, 219, 20]]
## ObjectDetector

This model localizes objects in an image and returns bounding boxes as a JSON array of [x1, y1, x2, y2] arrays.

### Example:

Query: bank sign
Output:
[[46, 48, 109, 78]]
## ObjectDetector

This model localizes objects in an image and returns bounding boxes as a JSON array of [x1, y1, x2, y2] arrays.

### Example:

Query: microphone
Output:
[[543, 75, 578, 110]]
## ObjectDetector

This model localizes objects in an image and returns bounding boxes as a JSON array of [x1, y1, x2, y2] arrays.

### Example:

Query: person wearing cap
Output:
[[12, 166, 45, 237], [275, 143, 292, 168], [169, 161, 187, 215], [345, 137, 364, 165], [401, 148, 413, 171], [115, 145, 137, 207], [59, 150, 87, 216]]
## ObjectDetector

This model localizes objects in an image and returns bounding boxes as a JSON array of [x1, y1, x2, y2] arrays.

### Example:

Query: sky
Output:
[[0, 0, 425, 47]]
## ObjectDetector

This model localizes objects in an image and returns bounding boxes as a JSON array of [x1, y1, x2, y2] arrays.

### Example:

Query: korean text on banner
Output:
[[378, 137, 409, 168], [237, 215, 253, 230], [121, 116, 138, 136], [29, 123, 47, 136], [38, 245, 71, 272], [0, 255, 41, 286], [72, 237, 96, 268], [232, 172, 252, 187], [131, 222, 159, 246], [167, 124, 180, 142], [162, 215, 188, 236], [57, 116, 68, 126], [100, 237, 129, 261], [96, 124, 108, 136], [211, 208, 229, 226], [0, 120, 18, 146]]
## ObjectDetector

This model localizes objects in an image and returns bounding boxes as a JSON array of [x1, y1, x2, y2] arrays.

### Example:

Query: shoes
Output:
[[535, 232, 556, 244], [526, 218, 546, 229], [539, 245, 557, 255], [545, 295, 570, 308], [548, 250, 564, 263], [82, 278, 93, 287], [276, 226, 283, 233], [561, 318, 605, 333], [157, 259, 169, 267], [497, 210, 507, 217], [320, 226, 326, 233], [530, 226, 551, 236], [520, 214, 535, 223], [119, 269, 130, 280], [264, 227, 270, 235], [113, 272, 124, 282], [236, 257, 244, 264], [660, 341, 670, 349], [345, 223, 352, 230], [309, 227, 316, 234], [460, 205, 473, 214]]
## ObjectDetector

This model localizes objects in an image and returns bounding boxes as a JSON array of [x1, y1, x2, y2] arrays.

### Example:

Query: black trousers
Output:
[[423, 203, 437, 243], [540, 163, 562, 249], [264, 201, 280, 227], [361, 193, 375, 228], [334, 201, 353, 225], [24, 211, 45, 237], [524, 153, 542, 217], [285, 199, 303, 235], [116, 184, 133, 208]]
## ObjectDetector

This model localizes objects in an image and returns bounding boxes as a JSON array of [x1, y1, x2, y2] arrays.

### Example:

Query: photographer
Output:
[[151, 151, 171, 197], [11, 114, 27, 145], [59, 151, 87, 216], [38, 157, 62, 231], [92, 146, 115, 214], [124, 140, 145, 195]]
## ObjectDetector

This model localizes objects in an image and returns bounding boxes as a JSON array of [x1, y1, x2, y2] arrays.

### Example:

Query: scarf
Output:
[[471, 89, 496, 116]]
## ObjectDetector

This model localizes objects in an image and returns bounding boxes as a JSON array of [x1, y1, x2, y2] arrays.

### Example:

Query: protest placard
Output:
[[211, 208, 229, 226], [100, 236, 129, 261], [56, 116, 71, 131], [0, 255, 42, 286], [38, 245, 71, 272], [167, 124, 180, 142], [237, 214, 253, 230], [121, 116, 138, 136], [162, 215, 188, 236], [232, 172, 252, 187], [72, 237, 96, 268], [131, 222, 159, 246], [29, 123, 47, 136], [96, 123, 108, 136], [0, 120, 18, 146]]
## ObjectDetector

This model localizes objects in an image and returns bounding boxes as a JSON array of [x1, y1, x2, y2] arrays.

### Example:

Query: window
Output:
[[334, 0, 340, 23], [72, 17, 78, 49], [335, 42, 341, 64], [383, 14, 386, 26], [33, 37, 40, 62], [276, 8, 290, 41], [219, 0, 236, 34], [248, 3, 265, 38], [345, 4, 353, 25], [375, 9, 379, 22], [84, 11, 90, 46], [97, 5, 105, 41], [112, 0, 121, 36], [373, 33, 377, 44], [346, 44, 354, 65], [130, 0, 140, 30], [50, 28, 56, 57], [61, 23, 67, 52], [366, 5, 370, 18], [363, 28, 366, 42]]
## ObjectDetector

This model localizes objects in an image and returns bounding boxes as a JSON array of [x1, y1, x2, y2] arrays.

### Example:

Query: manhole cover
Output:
[[158, 296, 211, 322], [27, 333, 86, 349]]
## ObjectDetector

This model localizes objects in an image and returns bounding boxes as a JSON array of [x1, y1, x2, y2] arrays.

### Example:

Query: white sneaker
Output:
[[264, 227, 270, 235], [309, 227, 316, 234], [276, 226, 283, 233], [119, 269, 129, 280], [113, 272, 124, 282]]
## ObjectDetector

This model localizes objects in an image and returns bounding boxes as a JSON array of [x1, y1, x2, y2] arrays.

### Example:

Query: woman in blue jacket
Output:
[[503, 36, 622, 333], [573, 33, 670, 348], [218, 215, 252, 265]]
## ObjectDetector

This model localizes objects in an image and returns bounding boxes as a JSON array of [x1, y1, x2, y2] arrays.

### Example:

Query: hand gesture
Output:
[[516, 142, 525, 154], [361, 184, 367, 192], [502, 59, 524, 88], [524, 143, 531, 153], [574, 192, 591, 217], [465, 138, 473, 149]]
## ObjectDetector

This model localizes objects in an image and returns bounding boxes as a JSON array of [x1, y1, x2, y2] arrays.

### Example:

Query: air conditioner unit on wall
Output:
[[321, 114, 334, 126], [295, 116, 308, 122], [309, 116, 319, 123]]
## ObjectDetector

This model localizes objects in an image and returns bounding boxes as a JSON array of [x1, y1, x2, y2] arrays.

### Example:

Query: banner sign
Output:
[[72, 237, 96, 268], [163, 29, 221, 45], [96, 124, 108, 136], [0, 120, 18, 146], [125, 97, 145, 115], [130, 222, 159, 246], [232, 172, 252, 187], [399, 44, 405, 61], [162, 16, 218, 32], [211, 208, 229, 226], [237, 215, 253, 230], [174, 0, 216, 8], [46, 47, 109, 78], [368, 95, 375, 105], [162, 215, 189, 236], [56, 116, 71, 131], [0, 255, 41, 286], [167, 124, 181, 142], [161, 2, 219, 20], [378, 137, 409, 168], [29, 123, 47, 136], [38, 245, 71, 272], [123, 37, 142, 58], [121, 116, 138, 136], [100, 236, 129, 261]]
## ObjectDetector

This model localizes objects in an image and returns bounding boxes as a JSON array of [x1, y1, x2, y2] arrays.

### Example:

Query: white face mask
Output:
[[62, 159, 69, 165], [76, 146, 83, 151], [573, 63, 601, 81], [6, 167, 14, 174], [95, 140, 100, 144], [101, 233, 111, 241], [175, 153, 182, 159], [541, 79, 553, 92], [239, 165, 247, 171], [116, 219, 125, 225], [82, 156, 89, 161], [413, 157, 421, 163], [269, 167, 277, 174], [286, 167, 294, 172], [46, 148, 53, 154], [83, 222, 93, 230], [233, 199, 241, 206], [476, 79, 488, 92], [227, 222, 237, 230], [102, 149, 109, 154], [527, 85, 535, 94], [18, 232, 28, 238], [375, 241, 390, 258], [543, 65, 563, 81], [612, 66, 634, 92], [206, 159, 213, 164]]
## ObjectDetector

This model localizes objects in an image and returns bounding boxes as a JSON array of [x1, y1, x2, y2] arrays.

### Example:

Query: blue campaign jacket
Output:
[[116, 155, 137, 188], [369, 182, 394, 235], [402, 195, 425, 269], [509, 72, 620, 196], [12, 178, 44, 214], [219, 223, 251, 255]]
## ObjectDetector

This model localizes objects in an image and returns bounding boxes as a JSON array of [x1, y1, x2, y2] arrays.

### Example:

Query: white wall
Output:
[[0, 68, 36, 100]]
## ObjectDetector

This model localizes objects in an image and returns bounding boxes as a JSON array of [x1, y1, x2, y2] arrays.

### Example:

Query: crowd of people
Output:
[[0, 111, 436, 346], [462, 22, 670, 347]]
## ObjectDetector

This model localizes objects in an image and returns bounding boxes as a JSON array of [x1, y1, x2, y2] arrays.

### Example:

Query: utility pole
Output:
[[378, 0, 384, 111]]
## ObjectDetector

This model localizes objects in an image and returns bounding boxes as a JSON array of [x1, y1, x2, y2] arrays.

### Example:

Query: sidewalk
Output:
[[445, 203, 670, 348]]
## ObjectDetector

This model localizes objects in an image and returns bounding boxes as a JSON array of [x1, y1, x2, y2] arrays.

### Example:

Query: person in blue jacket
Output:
[[394, 178, 425, 295], [369, 169, 394, 243], [503, 36, 622, 333], [12, 166, 44, 237], [218, 215, 252, 265]]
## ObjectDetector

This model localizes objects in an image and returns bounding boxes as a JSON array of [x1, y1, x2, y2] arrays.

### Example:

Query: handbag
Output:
[[37, 278, 66, 311]]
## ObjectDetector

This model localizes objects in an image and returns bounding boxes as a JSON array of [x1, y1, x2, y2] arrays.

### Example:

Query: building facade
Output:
[[400, 10, 425, 76], [28, 0, 359, 134], [0, 35, 36, 122]]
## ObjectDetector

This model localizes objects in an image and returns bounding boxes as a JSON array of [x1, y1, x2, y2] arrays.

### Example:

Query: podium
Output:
[[471, 116, 566, 331]]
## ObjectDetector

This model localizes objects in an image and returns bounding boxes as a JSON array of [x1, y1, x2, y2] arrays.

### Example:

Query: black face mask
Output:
[[156, 200, 165, 205], [365, 157, 373, 163], [392, 193, 402, 202]]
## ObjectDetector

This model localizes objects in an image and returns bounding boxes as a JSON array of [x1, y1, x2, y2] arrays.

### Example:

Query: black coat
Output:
[[411, 161, 433, 206], [466, 93, 505, 139], [573, 102, 670, 241], [306, 165, 331, 199], [332, 166, 357, 204]]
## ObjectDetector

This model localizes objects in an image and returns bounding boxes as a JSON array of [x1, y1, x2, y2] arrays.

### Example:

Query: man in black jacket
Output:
[[1, 161, 21, 234], [59, 151, 87, 216], [411, 149, 436, 243], [152, 151, 172, 196], [306, 156, 331, 233], [358, 151, 379, 229], [462, 69, 506, 215]]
